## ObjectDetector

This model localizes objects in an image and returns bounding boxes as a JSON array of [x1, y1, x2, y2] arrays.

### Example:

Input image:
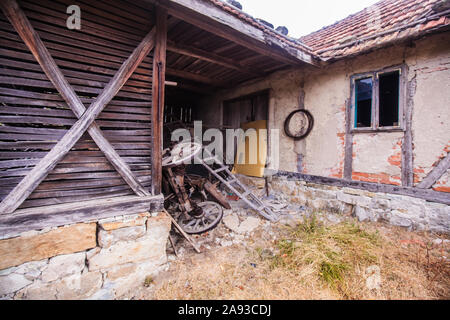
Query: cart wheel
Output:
[[162, 141, 202, 167], [177, 201, 223, 234]]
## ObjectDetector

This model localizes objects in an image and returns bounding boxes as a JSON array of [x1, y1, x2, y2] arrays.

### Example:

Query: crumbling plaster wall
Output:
[[303, 32, 450, 186], [197, 32, 449, 187], [409, 33, 450, 190]]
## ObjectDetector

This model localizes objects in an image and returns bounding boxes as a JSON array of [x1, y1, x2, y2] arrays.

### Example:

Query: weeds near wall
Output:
[[266, 215, 381, 297], [151, 216, 449, 300]]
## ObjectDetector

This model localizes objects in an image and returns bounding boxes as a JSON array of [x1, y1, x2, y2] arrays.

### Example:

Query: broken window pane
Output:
[[355, 77, 373, 128], [379, 71, 400, 127]]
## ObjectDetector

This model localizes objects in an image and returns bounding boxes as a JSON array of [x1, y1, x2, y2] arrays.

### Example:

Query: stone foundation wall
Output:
[[0, 212, 171, 300], [268, 176, 449, 234]]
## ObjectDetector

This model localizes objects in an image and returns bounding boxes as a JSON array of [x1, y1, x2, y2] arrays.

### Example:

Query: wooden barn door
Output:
[[223, 90, 269, 129], [0, 0, 165, 218]]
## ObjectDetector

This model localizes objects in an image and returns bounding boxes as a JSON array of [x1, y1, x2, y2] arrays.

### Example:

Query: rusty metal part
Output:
[[164, 166, 195, 215], [204, 181, 231, 209]]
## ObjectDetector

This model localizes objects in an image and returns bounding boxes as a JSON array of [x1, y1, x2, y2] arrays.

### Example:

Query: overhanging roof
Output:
[[147, 0, 320, 67], [300, 0, 450, 61]]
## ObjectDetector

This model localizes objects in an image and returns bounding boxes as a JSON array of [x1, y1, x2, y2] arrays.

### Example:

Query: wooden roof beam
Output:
[[167, 40, 263, 76], [166, 67, 231, 87], [166, 81, 216, 95], [147, 0, 319, 67]]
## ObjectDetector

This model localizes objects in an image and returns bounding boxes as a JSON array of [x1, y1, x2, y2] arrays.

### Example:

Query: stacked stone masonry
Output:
[[269, 176, 450, 234], [0, 212, 171, 300]]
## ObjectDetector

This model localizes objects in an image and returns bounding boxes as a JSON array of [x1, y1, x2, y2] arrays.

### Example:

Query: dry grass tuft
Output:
[[151, 216, 449, 300], [266, 216, 381, 298]]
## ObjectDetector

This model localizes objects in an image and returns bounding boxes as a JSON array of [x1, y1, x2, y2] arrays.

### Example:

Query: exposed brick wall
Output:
[[352, 172, 402, 185]]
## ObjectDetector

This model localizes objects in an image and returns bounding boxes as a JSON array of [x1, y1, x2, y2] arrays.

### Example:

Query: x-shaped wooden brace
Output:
[[0, 0, 156, 214]]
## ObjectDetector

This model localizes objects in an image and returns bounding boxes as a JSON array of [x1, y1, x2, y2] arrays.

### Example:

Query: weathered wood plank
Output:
[[402, 75, 414, 187], [151, 6, 167, 195], [0, 126, 152, 138], [0, 141, 152, 151], [0, 63, 153, 95], [343, 98, 353, 180], [0, 0, 156, 213], [0, 194, 164, 240], [27, 182, 152, 201], [20, 0, 147, 43], [0, 74, 151, 100], [0, 115, 151, 128], [417, 153, 450, 189], [0, 149, 151, 160], [20, 190, 135, 209], [35, 176, 152, 192], [21, 0, 152, 37]]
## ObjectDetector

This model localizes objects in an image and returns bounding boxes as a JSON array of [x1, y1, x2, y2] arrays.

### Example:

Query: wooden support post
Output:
[[0, 0, 151, 198], [163, 209, 201, 253], [151, 6, 168, 195], [0, 0, 156, 214], [402, 75, 414, 187], [343, 98, 354, 180]]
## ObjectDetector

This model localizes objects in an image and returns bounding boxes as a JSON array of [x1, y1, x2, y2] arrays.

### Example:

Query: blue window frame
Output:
[[355, 77, 373, 128], [351, 65, 405, 132]]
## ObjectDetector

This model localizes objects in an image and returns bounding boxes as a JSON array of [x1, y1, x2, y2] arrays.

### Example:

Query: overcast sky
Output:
[[238, 0, 380, 38]]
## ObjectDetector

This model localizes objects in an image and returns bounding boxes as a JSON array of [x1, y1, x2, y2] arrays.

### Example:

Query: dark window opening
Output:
[[355, 77, 373, 128], [379, 71, 400, 127]]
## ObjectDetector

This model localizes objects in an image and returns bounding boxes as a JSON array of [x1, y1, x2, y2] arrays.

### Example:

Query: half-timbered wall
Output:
[[0, 0, 155, 209]]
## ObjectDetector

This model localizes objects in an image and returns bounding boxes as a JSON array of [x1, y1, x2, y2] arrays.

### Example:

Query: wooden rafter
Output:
[[171, 82, 216, 95], [0, 0, 157, 214], [167, 40, 263, 76], [166, 67, 231, 87]]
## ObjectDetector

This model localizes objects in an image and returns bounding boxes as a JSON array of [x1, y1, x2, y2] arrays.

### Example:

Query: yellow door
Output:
[[232, 120, 267, 178]]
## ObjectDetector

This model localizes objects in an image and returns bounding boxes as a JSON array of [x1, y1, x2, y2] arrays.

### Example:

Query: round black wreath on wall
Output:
[[284, 109, 314, 140]]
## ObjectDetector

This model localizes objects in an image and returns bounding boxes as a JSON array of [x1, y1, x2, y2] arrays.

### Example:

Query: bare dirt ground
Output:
[[129, 210, 450, 300]]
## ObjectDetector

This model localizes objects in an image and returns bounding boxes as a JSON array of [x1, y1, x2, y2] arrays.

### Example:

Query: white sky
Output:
[[238, 0, 380, 38]]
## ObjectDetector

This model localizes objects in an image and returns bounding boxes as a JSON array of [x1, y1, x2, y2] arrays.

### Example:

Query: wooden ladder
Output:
[[196, 148, 279, 222]]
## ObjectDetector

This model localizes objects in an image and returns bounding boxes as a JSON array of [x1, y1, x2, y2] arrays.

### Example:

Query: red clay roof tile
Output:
[[299, 0, 449, 60], [206, 0, 449, 61]]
